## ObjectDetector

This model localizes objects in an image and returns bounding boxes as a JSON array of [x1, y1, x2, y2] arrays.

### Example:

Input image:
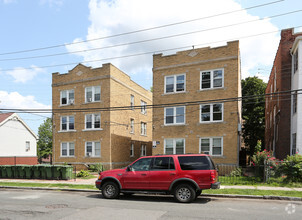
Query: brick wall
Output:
[[152, 41, 241, 165], [0, 157, 38, 165]]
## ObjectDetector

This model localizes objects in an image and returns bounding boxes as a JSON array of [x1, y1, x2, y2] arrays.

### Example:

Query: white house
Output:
[[0, 112, 38, 165], [291, 36, 302, 155]]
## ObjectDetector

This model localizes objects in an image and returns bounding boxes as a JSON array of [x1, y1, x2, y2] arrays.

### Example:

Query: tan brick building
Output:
[[152, 41, 241, 165], [52, 63, 152, 169]]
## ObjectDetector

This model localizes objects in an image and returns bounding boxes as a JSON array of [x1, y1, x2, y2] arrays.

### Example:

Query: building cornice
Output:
[[153, 56, 238, 71]]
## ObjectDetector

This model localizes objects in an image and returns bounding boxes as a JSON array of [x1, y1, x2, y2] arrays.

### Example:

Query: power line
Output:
[[2, 9, 301, 62], [1, 89, 301, 114], [0, 0, 284, 56], [3, 25, 302, 72]]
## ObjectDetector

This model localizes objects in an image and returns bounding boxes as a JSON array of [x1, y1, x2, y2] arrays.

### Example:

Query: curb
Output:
[[1, 186, 302, 201]]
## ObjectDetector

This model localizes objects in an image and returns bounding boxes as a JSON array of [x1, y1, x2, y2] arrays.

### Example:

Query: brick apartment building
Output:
[[265, 28, 302, 159], [52, 63, 152, 169], [152, 41, 242, 166]]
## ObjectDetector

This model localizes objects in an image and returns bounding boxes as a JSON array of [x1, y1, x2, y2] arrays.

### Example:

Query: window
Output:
[[164, 138, 185, 154], [61, 116, 75, 131], [85, 86, 101, 103], [165, 74, 185, 93], [141, 100, 147, 114], [141, 144, 146, 156], [61, 142, 75, 157], [130, 143, 134, 157], [178, 156, 214, 170], [200, 137, 223, 156], [294, 50, 298, 73], [200, 103, 223, 123], [151, 157, 175, 170], [60, 89, 74, 105], [86, 141, 101, 157], [200, 69, 223, 89], [85, 114, 101, 129], [293, 91, 297, 114], [130, 119, 134, 133], [292, 133, 296, 155], [130, 95, 134, 110], [130, 158, 152, 171], [165, 106, 185, 125], [25, 141, 30, 151], [141, 122, 147, 135]]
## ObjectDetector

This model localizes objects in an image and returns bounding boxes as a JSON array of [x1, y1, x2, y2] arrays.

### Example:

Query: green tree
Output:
[[37, 118, 52, 163], [242, 77, 266, 156]]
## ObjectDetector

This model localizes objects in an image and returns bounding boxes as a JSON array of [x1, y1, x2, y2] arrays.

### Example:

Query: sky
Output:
[[0, 0, 302, 134]]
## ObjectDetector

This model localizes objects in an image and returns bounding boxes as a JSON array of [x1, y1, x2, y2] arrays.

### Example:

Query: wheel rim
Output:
[[105, 184, 115, 196], [177, 187, 191, 201]]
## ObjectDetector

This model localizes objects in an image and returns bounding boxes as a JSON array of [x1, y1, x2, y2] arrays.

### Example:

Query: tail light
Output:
[[210, 171, 216, 181]]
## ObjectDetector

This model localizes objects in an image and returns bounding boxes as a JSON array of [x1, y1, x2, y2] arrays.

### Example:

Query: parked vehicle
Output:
[[95, 154, 220, 203]]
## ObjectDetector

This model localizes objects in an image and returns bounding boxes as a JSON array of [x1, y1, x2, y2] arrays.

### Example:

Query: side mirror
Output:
[[126, 166, 131, 172]]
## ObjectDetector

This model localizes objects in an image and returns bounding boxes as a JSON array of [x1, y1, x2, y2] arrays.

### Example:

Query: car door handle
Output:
[[141, 173, 147, 176], [170, 173, 176, 175]]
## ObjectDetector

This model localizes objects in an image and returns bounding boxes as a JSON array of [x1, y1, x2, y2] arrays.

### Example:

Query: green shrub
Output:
[[277, 154, 302, 182], [229, 167, 243, 177], [88, 163, 104, 173], [76, 170, 90, 178]]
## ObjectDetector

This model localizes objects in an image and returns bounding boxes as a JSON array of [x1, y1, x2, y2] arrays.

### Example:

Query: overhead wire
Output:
[[0, 0, 284, 56], [1, 9, 301, 62]]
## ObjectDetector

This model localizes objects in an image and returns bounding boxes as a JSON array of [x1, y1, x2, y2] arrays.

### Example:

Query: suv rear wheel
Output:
[[174, 184, 196, 203], [102, 181, 120, 199]]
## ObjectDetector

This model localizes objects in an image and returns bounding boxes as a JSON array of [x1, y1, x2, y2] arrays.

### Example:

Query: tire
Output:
[[174, 184, 196, 203], [195, 190, 202, 200], [101, 181, 120, 199]]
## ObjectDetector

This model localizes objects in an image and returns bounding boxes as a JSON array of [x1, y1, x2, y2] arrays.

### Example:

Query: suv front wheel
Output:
[[174, 184, 196, 203], [102, 181, 120, 199]]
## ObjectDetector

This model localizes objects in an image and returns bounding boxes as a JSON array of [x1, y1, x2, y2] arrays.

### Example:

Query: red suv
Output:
[[95, 154, 220, 203]]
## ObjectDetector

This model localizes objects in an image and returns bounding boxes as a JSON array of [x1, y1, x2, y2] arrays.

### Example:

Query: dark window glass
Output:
[[178, 156, 213, 170], [152, 157, 175, 170], [131, 158, 152, 171]]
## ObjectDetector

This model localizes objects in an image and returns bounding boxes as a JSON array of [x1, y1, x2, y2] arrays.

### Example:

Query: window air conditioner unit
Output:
[[69, 99, 74, 105], [88, 98, 92, 102], [86, 152, 92, 157]]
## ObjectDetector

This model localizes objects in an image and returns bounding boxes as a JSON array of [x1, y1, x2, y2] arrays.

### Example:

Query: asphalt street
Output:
[[0, 189, 301, 220]]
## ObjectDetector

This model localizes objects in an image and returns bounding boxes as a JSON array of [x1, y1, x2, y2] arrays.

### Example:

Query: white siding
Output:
[[0, 119, 37, 157]]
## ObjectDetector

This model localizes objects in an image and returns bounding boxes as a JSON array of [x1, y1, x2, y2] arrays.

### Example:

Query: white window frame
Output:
[[85, 86, 101, 103], [164, 138, 185, 154], [60, 89, 74, 106], [141, 144, 147, 156], [199, 137, 223, 156], [60, 115, 75, 131], [85, 141, 101, 157], [200, 103, 223, 123], [164, 106, 185, 125], [61, 142, 75, 157], [130, 95, 134, 110], [141, 122, 147, 136], [164, 74, 186, 94], [141, 100, 147, 114], [130, 143, 134, 157], [130, 119, 134, 134], [85, 113, 101, 130], [200, 69, 224, 90]]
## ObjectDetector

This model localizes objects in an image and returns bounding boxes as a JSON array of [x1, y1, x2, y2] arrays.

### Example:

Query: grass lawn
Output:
[[203, 188, 302, 198]]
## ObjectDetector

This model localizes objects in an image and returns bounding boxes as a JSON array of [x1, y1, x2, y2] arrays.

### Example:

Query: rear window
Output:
[[178, 156, 214, 170]]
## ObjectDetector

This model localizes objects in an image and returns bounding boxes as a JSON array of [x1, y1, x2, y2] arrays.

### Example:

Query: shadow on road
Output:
[[87, 193, 212, 204]]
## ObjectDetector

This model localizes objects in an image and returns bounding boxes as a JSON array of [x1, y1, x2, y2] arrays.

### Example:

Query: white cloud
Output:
[[0, 91, 50, 110], [4, 65, 45, 83], [66, 0, 280, 80]]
